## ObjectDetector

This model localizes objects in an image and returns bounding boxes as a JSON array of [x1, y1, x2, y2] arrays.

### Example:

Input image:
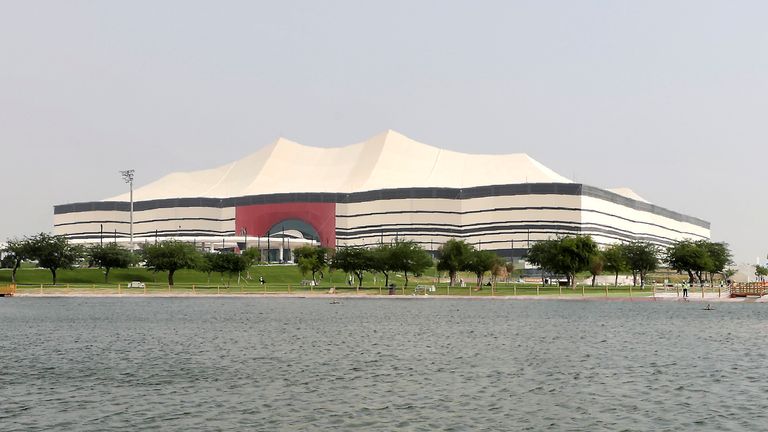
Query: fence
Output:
[[6, 282, 729, 299], [728, 282, 768, 297], [0, 283, 16, 296]]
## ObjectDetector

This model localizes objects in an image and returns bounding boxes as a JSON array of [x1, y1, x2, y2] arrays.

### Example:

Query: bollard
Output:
[[605, 285, 608, 297], [581, 285, 584, 297], [192, 284, 196, 294], [629, 285, 632, 298], [447, 285, 450, 296], [677, 286, 680, 297], [40, 284, 43, 294], [513, 284, 516, 296], [702, 285, 705, 298], [718, 287, 721, 298], [144, 285, 147, 295], [118, 284, 121, 295], [536, 285, 540, 296]]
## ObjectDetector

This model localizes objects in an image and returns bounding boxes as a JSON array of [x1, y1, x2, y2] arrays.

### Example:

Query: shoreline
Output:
[[7, 292, 764, 302]]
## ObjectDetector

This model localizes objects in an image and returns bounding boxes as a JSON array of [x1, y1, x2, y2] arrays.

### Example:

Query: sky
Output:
[[1, 1, 766, 263]]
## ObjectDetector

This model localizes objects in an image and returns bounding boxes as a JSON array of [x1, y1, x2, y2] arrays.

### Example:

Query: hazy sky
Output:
[[1, 1, 766, 263]]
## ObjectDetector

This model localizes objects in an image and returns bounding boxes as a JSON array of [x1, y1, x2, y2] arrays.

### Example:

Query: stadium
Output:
[[53, 130, 710, 261]]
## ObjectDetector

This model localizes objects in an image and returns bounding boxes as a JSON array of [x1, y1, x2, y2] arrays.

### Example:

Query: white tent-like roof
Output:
[[606, 188, 649, 203], [108, 130, 573, 201]]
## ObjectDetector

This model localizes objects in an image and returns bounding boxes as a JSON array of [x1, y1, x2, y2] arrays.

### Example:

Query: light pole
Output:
[[120, 169, 135, 250]]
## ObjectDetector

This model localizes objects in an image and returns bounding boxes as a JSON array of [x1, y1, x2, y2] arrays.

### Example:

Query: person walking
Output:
[[682, 282, 688, 298]]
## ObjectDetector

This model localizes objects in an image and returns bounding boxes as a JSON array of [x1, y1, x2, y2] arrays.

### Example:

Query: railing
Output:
[[729, 282, 768, 297], [0, 284, 16, 296], [7, 282, 679, 298]]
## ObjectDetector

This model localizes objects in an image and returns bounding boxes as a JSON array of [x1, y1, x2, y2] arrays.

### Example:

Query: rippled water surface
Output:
[[2, 298, 767, 431]]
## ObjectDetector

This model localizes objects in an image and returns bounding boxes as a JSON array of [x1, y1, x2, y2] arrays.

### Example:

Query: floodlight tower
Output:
[[120, 169, 135, 251]]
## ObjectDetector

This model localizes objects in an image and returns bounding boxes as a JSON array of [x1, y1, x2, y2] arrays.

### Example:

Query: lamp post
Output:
[[120, 169, 135, 250], [241, 227, 248, 253]]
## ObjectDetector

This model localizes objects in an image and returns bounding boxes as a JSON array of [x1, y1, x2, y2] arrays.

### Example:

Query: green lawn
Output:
[[2, 265, 717, 298]]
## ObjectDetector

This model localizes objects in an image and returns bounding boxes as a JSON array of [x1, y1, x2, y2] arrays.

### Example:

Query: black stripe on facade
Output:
[[336, 224, 701, 248], [54, 217, 236, 227], [336, 206, 704, 239], [67, 229, 237, 241], [335, 221, 707, 244]]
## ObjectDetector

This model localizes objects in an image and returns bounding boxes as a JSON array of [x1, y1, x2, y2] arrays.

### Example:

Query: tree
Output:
[[525, 239, 560, 286], [589, 252, 605, 287], [492, 258, 510, 284], [371, 244, 396, 287], [624, 241, 658, 287], [197, 252, 218, 283], [25, 233, 83, 285], [242, 247, 261, 267], [0, 254, 14, 269], [702, 241, 733, 285], [755, 264, 768, 282], [665, 240, 710, 286], [602, 243, 628, 287], [3, 237, 31, 283], [89, 243, 135, 283], [294, 246, 329, 284], [216, 252, 248, 285], [504, 261, 515, 282], [141, 240, 201, 286], [526, 236, 597, 287], [464, 249, 499, 287], [436, 239, 473, 286], [558, 236, 599, 287], [330, 246, 374, 288], [388, 240, 433, 287]]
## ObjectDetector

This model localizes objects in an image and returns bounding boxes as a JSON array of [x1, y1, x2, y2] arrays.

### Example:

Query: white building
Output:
[[53, 130, 710, 259]]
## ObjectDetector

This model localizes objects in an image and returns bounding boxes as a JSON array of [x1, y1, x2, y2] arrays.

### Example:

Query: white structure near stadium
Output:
[[53, 130, 710, 261]]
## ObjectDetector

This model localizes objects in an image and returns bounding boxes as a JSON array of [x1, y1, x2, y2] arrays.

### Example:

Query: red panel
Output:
[[235, 202, 336, 247]]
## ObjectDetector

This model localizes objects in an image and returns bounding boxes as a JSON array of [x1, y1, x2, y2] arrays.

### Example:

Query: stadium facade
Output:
[[53, 131, 710, 260]]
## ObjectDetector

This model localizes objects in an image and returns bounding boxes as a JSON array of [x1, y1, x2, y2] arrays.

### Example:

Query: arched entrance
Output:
[[264, 219, 322, 262], [235, 201, 336, 248], [266, 219, 321, 242]]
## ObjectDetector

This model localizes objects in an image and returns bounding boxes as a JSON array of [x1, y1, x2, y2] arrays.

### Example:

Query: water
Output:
[[1, 298, 767, 431]]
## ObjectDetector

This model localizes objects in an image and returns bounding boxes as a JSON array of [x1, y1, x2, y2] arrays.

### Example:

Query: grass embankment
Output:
[[1, 266, 716, 298]]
